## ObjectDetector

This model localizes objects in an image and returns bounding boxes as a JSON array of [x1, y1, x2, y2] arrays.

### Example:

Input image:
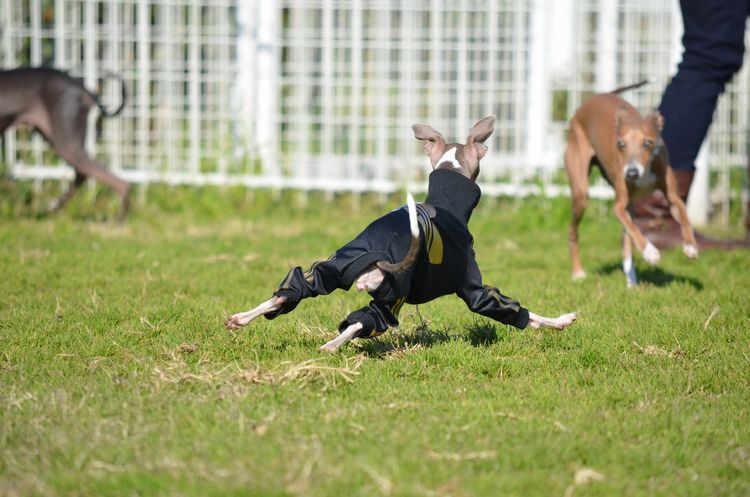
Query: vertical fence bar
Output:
[[236, 0, 257, 172], [30, 0, 43, 166], [2, 0, 12, 67], [137, 0, 150, 180], [596, 0, 617, 92], [84, 0, 96, 157], [526, 0, 550, 172], [399, 3, 415, 176], [429, 0, 441, 126], [349, 0, 362, 199], [456, 8, 467, 133], [107, 0, 122, 174], [3, 0, 15, 169], [257, 0, 279, 185], [188, 1, 201, 180], [164, 0, 176, 178], [55, 0, 66, 67], [484, 0, 499, 180]]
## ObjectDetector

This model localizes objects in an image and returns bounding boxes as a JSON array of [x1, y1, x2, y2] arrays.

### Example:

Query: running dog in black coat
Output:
[[0, 67, 131, 221], [226, 117, 577, 352]]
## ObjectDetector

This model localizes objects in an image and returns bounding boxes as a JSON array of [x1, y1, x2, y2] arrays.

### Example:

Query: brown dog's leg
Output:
[[564, 120, 592, 279], [622, 231, 638, 287], [662, 168, 699, 259], [612, 182, 661, 265]]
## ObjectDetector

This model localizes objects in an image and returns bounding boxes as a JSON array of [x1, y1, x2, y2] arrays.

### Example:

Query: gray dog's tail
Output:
[[90, 72, 127, 138], [376, 192, 420, 273], [92, 72, 127, 117], [610, 79, 649, 95]]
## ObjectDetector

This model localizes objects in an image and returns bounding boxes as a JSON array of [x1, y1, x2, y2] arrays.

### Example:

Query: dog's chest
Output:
[[407, 211, 472, 304], [627, 171, 658, 199]]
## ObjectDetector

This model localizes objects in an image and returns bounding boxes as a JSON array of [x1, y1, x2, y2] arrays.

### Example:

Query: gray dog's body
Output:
[[0, 67, 131, 221]]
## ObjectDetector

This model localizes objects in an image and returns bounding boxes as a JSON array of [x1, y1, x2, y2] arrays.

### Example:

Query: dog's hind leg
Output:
[[225, 295, 287, 330], [48, 171, 86, 213], [564, 119, 593, 280], [319, 322, 363, 353], [57, 147, 131, 221], [50, 104, 131, 221]]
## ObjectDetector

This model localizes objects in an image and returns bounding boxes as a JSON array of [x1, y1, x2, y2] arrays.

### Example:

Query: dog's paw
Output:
[[572, 270, 587, 281], [554, 312, 577, 329], [319, 343, 339, 354], [224, 315, 244, 330], [46, 199, 62, 213], [642, 242, 661, 265], [683, 243, 699, 259]]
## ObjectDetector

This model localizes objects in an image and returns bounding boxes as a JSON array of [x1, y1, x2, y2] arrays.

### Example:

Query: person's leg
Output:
[[635, 0, 749, 248], [659, 0, 748, 182]]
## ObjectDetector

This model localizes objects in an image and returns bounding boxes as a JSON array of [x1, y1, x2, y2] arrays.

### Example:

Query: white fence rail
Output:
[[2, 0, 749, 224]]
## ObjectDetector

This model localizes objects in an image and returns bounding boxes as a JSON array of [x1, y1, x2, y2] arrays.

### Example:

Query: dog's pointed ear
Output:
[[412, 123, 446, 163], [614, 108, 627, 131], [467, 115, 495, 160], [649, 111, 664, 132]]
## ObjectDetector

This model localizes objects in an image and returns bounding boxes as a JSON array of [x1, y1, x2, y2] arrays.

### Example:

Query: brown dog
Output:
[[564, 82, 698, 287]]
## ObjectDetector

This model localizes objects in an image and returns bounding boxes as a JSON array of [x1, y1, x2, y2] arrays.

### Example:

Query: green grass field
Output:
[[1, 183, 749, 496]]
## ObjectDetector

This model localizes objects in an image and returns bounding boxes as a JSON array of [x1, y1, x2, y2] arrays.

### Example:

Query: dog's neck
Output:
[[424, 169, 481, 225]]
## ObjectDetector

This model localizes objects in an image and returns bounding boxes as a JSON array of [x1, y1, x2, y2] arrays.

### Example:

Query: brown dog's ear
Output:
[[613, 107, 629, 133], [412, 123, 446, 163], [649, 111, 664, 132], [466, 115, 495, 160]]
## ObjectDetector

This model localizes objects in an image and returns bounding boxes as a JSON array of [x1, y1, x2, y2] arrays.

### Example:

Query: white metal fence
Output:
[[2, 0, 749, 224]]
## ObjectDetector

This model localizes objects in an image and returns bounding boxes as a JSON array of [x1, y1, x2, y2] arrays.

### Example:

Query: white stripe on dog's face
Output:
[[623, 160, 645, 179], [436, 147, 460, 169]]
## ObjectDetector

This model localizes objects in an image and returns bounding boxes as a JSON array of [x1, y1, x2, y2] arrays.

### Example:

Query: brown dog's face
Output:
[[412, 116, 496, 181], [615, 110, 664, 183]]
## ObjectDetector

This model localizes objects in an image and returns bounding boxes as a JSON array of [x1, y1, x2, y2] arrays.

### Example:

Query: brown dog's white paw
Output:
[[642, 242, 661, 265], [682, 243, 699, 259], [572, 270, 587, 281]]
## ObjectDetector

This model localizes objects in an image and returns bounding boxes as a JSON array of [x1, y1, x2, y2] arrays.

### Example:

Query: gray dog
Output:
[[0, 67, 131, 221]]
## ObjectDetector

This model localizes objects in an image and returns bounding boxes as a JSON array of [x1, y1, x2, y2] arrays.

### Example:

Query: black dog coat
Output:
[[265, 168, 530, 338]]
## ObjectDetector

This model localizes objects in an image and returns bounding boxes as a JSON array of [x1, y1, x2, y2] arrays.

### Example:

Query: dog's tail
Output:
[[91, 72, 127, 138], [376, 192, 420, 274], [610, 79, 650, 95], [93, 72, 127, 117]]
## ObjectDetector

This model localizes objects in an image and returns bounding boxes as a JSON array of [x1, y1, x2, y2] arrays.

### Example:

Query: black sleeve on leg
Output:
[[456, 253, 529, 329], [337, 298, 404, 338], [265, 256, 345, 320]]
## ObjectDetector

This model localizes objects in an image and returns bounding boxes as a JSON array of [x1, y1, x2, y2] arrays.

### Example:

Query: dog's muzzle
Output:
[[624, 160, 644, 182]]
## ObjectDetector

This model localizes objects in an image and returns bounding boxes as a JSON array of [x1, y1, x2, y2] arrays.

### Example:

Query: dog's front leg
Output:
[[528, 311, 577, 330], [319, 322, 363, 353], [622, 231, 638, 287], [663, 168, 699, 259], [225, 295, 286, 330], [613, 185, 660, 265]]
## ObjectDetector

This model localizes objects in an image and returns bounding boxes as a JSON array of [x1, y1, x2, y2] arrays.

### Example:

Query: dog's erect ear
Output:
[[466, 115, 495, 160], [613, 107, 629, 133], [412, 123, 447, 163], [649, 111, 664, 132]]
